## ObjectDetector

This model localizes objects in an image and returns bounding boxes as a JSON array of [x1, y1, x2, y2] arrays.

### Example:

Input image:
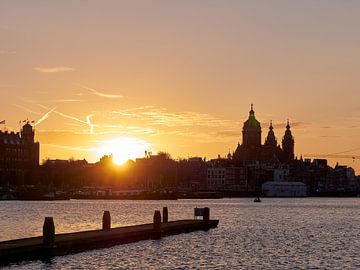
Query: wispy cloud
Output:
[[48, 99, 83, 103], [110, 107, 238, 128], [34, 107, 57, 126], [34, 66, 75, 73], [270, 121, 309, 129], [0, 84, 16, 88], [42, 143, 97, 152], [0, 50, 16, 55], [79, 85, 123, 99], [13, 104, 41, 115]]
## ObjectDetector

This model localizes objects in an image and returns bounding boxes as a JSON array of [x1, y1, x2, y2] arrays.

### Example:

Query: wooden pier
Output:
[[0, 207, 218, 265]]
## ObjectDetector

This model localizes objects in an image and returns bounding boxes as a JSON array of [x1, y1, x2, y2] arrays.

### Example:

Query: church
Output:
[[232, 105, 294, 163]]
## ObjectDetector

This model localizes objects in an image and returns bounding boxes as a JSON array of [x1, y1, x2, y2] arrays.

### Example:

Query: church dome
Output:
[[243, 104, 261, 130]]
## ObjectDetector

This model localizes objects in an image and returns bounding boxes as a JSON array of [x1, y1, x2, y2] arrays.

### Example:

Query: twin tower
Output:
[[233, 105, 294, 163]]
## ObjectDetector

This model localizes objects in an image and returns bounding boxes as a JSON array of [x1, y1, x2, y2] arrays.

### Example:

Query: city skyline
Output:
[[1, 1, 360, 172]]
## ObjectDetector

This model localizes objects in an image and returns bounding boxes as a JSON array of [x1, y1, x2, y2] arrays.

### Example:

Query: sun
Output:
[[97, 138, 151, 165]]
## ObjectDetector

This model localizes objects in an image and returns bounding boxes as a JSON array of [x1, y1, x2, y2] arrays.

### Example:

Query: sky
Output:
[[1, 1, 360, 172]]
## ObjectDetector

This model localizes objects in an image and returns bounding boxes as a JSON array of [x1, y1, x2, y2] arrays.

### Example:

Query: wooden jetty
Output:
[[0, 207, 218, 265]]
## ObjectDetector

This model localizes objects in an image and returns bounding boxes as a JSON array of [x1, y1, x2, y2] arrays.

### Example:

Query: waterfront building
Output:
[[262, 181, 307, 197], [0, 122, 39, 186], [177, 157, 207, 190], [134, 153, 177, 190], [207, 167, 226, 189], [206, 156, 247, 191]]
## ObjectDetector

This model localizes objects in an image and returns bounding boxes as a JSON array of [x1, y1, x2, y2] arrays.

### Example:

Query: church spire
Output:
[[249, 103, 254, 116], [265, 120, 276, 147], [282, 119, 294, 161]]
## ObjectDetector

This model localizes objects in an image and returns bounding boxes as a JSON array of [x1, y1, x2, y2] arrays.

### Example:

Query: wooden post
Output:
[[43, 217, 55, 246], [203, 207, 210, 221], [162, 207, 168, 223], [153, 210, 162, 239], [103, 211, 111, 230]]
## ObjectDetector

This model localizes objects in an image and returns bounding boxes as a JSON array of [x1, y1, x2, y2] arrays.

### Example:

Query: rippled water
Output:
[[0, 198, 359, 269]]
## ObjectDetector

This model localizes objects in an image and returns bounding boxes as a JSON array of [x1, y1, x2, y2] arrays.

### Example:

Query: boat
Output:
[[254, 197, 261, 202]]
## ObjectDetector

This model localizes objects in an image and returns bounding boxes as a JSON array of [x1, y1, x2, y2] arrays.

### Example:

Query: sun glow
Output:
[[97, 138, 151, 165]]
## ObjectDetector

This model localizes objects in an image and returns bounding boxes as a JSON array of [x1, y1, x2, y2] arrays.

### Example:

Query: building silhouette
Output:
[[0, 122, 39, 186], [233, 104, 295, 163]]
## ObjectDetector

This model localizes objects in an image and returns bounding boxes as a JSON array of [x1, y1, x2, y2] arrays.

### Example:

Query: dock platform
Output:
[[0, 207, 218, 265]]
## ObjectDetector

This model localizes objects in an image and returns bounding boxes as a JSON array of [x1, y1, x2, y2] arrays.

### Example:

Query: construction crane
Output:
[[304, 154, 360, 164], [304, 147, 360, 163]]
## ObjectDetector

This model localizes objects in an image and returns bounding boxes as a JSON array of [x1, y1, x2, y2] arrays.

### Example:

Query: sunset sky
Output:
[[1, 1, 360, 172]]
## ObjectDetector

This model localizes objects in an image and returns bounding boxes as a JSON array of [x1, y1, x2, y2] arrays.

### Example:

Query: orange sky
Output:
[[1, 1, 360, 173]]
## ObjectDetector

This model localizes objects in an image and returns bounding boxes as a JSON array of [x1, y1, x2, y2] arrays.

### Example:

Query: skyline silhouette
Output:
[[1, 1, 360, 173]]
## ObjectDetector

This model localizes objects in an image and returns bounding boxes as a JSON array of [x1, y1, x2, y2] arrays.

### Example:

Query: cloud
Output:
[[48, 99, 83, 103], [214, 130, 241, 138], [79, 85, 123, 99], [0, 50, 15, 55], [0, 84, 16, 88], [110, 106, 238, 128], [34, 66, 75, 73], [42, 143, 97, 152], [328, 147, 360, 155], [34, 107, 57, 126], [13, 104, 41, 115], [270, 121, 309, 129]]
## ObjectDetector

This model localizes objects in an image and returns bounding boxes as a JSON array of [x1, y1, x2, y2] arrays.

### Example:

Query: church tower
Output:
[[242, 104, 261, 148], [264, 121, 277, 148], [21, 122, 35, 144], [282, 120, 294, 161]]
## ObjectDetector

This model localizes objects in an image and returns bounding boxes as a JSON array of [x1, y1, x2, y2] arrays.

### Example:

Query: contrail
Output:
[[53, 110, 87, 125], [34, 107, 57, 126], [13, 104, 41, 115], [78, 84, 123, 99], [86, 114, 95, 134], [37, 103, 95, 134], [53, 110, 95, 134]]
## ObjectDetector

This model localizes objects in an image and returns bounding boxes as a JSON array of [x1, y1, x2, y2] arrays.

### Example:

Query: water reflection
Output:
[[1, 198, 359, 269]]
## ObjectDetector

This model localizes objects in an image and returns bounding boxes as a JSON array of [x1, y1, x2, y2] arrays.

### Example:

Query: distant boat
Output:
[[254, 197, 261, 203]]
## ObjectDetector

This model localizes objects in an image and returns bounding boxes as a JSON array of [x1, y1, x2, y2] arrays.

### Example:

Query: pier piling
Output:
[[102, 211, 111, 230], [153, 210, 162, 239], [43, 217, 55, 246], [162, 207, 168, 223], [203, 207, 210, 221]]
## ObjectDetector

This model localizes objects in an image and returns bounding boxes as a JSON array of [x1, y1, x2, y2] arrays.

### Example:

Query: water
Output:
[[0, 198, 359, 269]]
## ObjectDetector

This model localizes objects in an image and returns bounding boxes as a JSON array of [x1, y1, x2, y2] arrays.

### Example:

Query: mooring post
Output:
[[153, 210, 162, 239], [162, 207, 168, 223], [43, 217, 55, 246], [103, 211, 111, 230], [203, 207, 210, 221]]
